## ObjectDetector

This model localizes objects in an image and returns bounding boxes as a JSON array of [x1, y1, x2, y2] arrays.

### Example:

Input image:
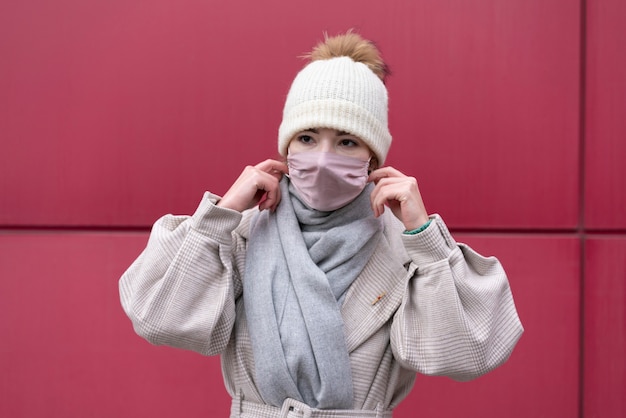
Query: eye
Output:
[[339, 138, 360, 147], [297, 134, 314, 144]]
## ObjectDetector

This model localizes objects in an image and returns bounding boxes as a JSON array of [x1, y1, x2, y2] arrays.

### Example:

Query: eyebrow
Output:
[[303, 128, 352, 136]]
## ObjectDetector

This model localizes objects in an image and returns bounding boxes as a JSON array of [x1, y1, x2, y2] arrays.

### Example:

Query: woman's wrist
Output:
[[403, 218, 432, 235]]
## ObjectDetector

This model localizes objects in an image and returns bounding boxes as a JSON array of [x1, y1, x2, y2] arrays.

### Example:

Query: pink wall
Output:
[[1, 0, 624, 417]]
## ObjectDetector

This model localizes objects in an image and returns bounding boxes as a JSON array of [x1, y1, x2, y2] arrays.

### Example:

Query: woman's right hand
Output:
[[217, 159, 289, 213]]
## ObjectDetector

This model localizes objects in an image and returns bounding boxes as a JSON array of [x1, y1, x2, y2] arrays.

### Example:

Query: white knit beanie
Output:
[[278, 55, 392, 165]]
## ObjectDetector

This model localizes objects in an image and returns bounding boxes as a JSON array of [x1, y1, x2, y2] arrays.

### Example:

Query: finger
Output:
[[259, 185, 281, 212], [370, 179, 414, 218], [368, 166, 405, 184], [249, 165, 283, 191], [369, 176, 404, 206], [370, 183, 393, 218], [256, 175, 283, 212], [256, 159, 289, 177], [370, 179, 393, 217]]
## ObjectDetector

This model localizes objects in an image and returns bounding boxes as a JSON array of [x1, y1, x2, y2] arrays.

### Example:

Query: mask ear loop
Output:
[[285, 153, 292, 178], [367, 156, 376, 174]]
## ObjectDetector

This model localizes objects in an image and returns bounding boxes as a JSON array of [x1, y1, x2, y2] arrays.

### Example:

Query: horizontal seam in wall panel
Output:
[[581, 228, 626, 233], [583, 232, 626, 239], [0, 226, 151, 235], [450, 228, 580, 235], [1, 228, 625, 237], [0, 226, 581, 234]]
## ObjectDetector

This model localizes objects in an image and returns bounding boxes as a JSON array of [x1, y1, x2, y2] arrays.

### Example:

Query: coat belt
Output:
[[230, 394, 393, 418]]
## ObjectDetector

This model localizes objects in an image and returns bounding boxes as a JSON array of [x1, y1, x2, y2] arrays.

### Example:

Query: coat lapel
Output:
[[341, 215, 416, 353]]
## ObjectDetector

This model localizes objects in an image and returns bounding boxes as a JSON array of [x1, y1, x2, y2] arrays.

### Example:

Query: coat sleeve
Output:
[[390, 214, 523, 381], [119, 192, 247, 356]]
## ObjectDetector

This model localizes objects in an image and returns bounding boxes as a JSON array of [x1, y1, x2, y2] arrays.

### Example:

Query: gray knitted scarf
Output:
[[243, 177, 382, 409]]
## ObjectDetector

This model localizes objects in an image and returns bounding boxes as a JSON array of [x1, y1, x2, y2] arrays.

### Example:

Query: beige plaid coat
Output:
[[120, 192, 523, 416]]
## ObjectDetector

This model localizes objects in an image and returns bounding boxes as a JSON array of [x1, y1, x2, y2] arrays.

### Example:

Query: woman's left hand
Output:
[[368, 166, 429, 231]]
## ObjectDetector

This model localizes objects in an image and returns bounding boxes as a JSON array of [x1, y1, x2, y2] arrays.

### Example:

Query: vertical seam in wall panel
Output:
[[578, 0, 588, 417]]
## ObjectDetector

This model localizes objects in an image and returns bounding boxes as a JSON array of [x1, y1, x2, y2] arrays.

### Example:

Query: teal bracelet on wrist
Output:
[[403, 219, 432, 235]]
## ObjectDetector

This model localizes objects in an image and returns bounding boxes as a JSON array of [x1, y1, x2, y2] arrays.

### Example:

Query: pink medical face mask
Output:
[[287, 151, 371, 211]]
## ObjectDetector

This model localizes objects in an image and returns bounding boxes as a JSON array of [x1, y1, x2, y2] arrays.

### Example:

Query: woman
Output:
[[120, 31, 523, 417]]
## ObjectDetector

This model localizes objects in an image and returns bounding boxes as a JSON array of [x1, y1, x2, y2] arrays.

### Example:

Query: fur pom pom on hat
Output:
[[278, 32, 392, 165]]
